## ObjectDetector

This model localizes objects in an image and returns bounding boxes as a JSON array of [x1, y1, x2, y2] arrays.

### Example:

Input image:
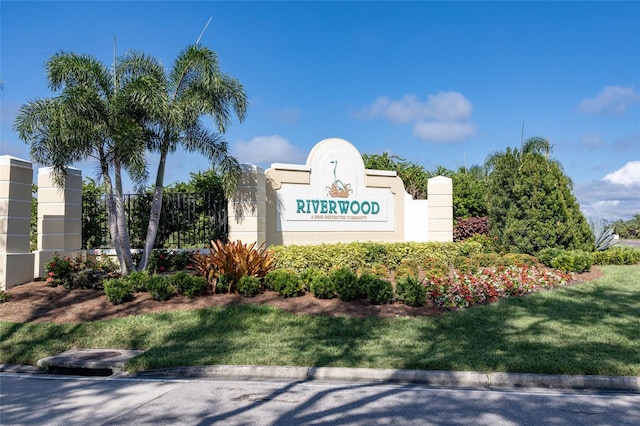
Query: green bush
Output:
[[359, 273, 393, 305], [472, 252, 506, 267], [394, 259, 420, 281], [502, 253, 538, 266], [263, 270, 283, 291], [396, 276, 427, 307], [421, 257, 449, 279], [103, 279, 133, 305], [169, 272, 208, 298], [300, 268, 324, 292], [330, 267, 361, 302], [452, 256, 480, 274], [361, 263, 391, 279], [550, 250, 593, 273], [237, 276, 261, 297], [270, 241, 485, 273], [146, 275, 175, 301], [216, 274, 232, 294], [591, 246, 640, 265], [264, 270, 304, 298], [125, 270, 151, 292], [308, 273, 336, 299], [537, 247, 564, 268]]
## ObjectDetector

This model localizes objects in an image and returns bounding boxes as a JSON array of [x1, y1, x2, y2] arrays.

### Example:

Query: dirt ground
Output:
[[0, 268, 602, 324]]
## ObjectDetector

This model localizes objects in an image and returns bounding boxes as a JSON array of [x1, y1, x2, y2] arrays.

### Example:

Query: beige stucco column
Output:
[[427, 176, 453, 242], [33, 167, 82, 278], [0, 156, 35, 290], [227, 164, 266, 246]]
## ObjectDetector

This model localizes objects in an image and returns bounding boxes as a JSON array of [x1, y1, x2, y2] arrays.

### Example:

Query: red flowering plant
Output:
[[44, 253, 82, 287], [425, 265, 575, 310]]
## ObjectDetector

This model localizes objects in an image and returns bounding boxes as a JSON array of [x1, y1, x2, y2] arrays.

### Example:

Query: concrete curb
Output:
[[130, 365, 640, 392]]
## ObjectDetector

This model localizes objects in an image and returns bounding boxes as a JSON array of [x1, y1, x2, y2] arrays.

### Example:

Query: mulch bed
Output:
[[0, 267, 602, 324]]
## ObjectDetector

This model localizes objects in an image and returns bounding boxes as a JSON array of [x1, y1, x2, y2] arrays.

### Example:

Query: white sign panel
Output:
[[274, 138, 395, 232]]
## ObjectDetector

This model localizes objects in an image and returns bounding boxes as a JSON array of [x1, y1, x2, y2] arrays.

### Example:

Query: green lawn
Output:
[[1, 265, 638, 376]]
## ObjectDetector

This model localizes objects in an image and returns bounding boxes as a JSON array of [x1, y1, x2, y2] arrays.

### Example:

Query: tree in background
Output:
[[485, 137, 594, 255], [614, 214, 640, 239], [362, 153, 430, 199], [451, 165, 489, 219], [137, 45, 247, 271]]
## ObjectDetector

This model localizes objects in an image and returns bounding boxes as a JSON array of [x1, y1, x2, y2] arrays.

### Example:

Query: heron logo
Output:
[[325, 160, 352, 198]]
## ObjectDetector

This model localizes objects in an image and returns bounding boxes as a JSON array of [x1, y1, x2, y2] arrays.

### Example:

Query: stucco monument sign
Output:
[[228, 138, 453, 246]]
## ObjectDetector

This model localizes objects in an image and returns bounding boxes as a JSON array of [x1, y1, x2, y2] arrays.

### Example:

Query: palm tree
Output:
[[137, 45, 247, 271], [14, 51, 160, 275]]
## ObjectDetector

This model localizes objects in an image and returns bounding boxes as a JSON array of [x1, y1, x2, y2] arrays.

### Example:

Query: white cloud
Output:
[[575, 180, 640, 221], [413, 121, 475, 142], [578, 85, 640, 116], [357, 91, 475, 142], [575, 162, 640, 220], [233, 135, 306, 167], [604, 160, 640, 186]]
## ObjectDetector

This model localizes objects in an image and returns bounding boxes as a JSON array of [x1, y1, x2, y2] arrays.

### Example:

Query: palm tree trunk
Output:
[[99, 161, 127, 274], [138, 149, 167, 271], [114, 159, 135, 275]]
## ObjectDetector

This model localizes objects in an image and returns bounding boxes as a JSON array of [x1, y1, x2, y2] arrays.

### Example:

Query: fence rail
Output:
[[82, 192, 228, 249]]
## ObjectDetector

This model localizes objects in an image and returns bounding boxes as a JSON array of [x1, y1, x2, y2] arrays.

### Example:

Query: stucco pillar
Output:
[[0, 156, 35, 290], [33, 167, 82, 278], [427, 176, 453, 242], [227, 164, 266, 246]]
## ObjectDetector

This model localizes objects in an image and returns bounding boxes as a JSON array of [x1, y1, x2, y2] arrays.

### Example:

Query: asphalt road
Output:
[[2, 373, 639, 425]]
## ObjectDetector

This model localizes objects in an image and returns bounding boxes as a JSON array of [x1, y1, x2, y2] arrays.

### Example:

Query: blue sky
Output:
[[1, 1, 639, 220]]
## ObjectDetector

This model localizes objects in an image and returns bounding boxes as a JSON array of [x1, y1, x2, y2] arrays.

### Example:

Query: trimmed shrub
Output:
[[453, 256, 480, 274], [472, 252, 506, 267], [103, 279, 133, 305], [146, 275, 175, 301], [537, 247, 564, 268], [125, 270, 151, 292], [591, 246, 640, 265], [359, 273, 393, 305], [169, 272, 208, 298], [396, 276, 427, 307], [421, 257, 449, 279], [356, 263, 390, 279], [265, 270, 304, 298], [308, 274, 336, 299], [550, 250, 592, 273], [300, 268, 324, 292], [330, 267, 361, 302], [394, 259, 420, 281], [464, 234, 500, 253], [237, 276, 261, 297]]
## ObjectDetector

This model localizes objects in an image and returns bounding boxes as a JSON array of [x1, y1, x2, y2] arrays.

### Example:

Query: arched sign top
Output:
[[305, 138, 365, 199]]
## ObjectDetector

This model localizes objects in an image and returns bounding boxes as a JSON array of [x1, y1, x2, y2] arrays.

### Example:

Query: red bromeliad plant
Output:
[[193, 240, 274, 293]]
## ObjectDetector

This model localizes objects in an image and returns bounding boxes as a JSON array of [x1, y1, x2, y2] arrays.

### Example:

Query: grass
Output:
[[1, 265, 639, 376]]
